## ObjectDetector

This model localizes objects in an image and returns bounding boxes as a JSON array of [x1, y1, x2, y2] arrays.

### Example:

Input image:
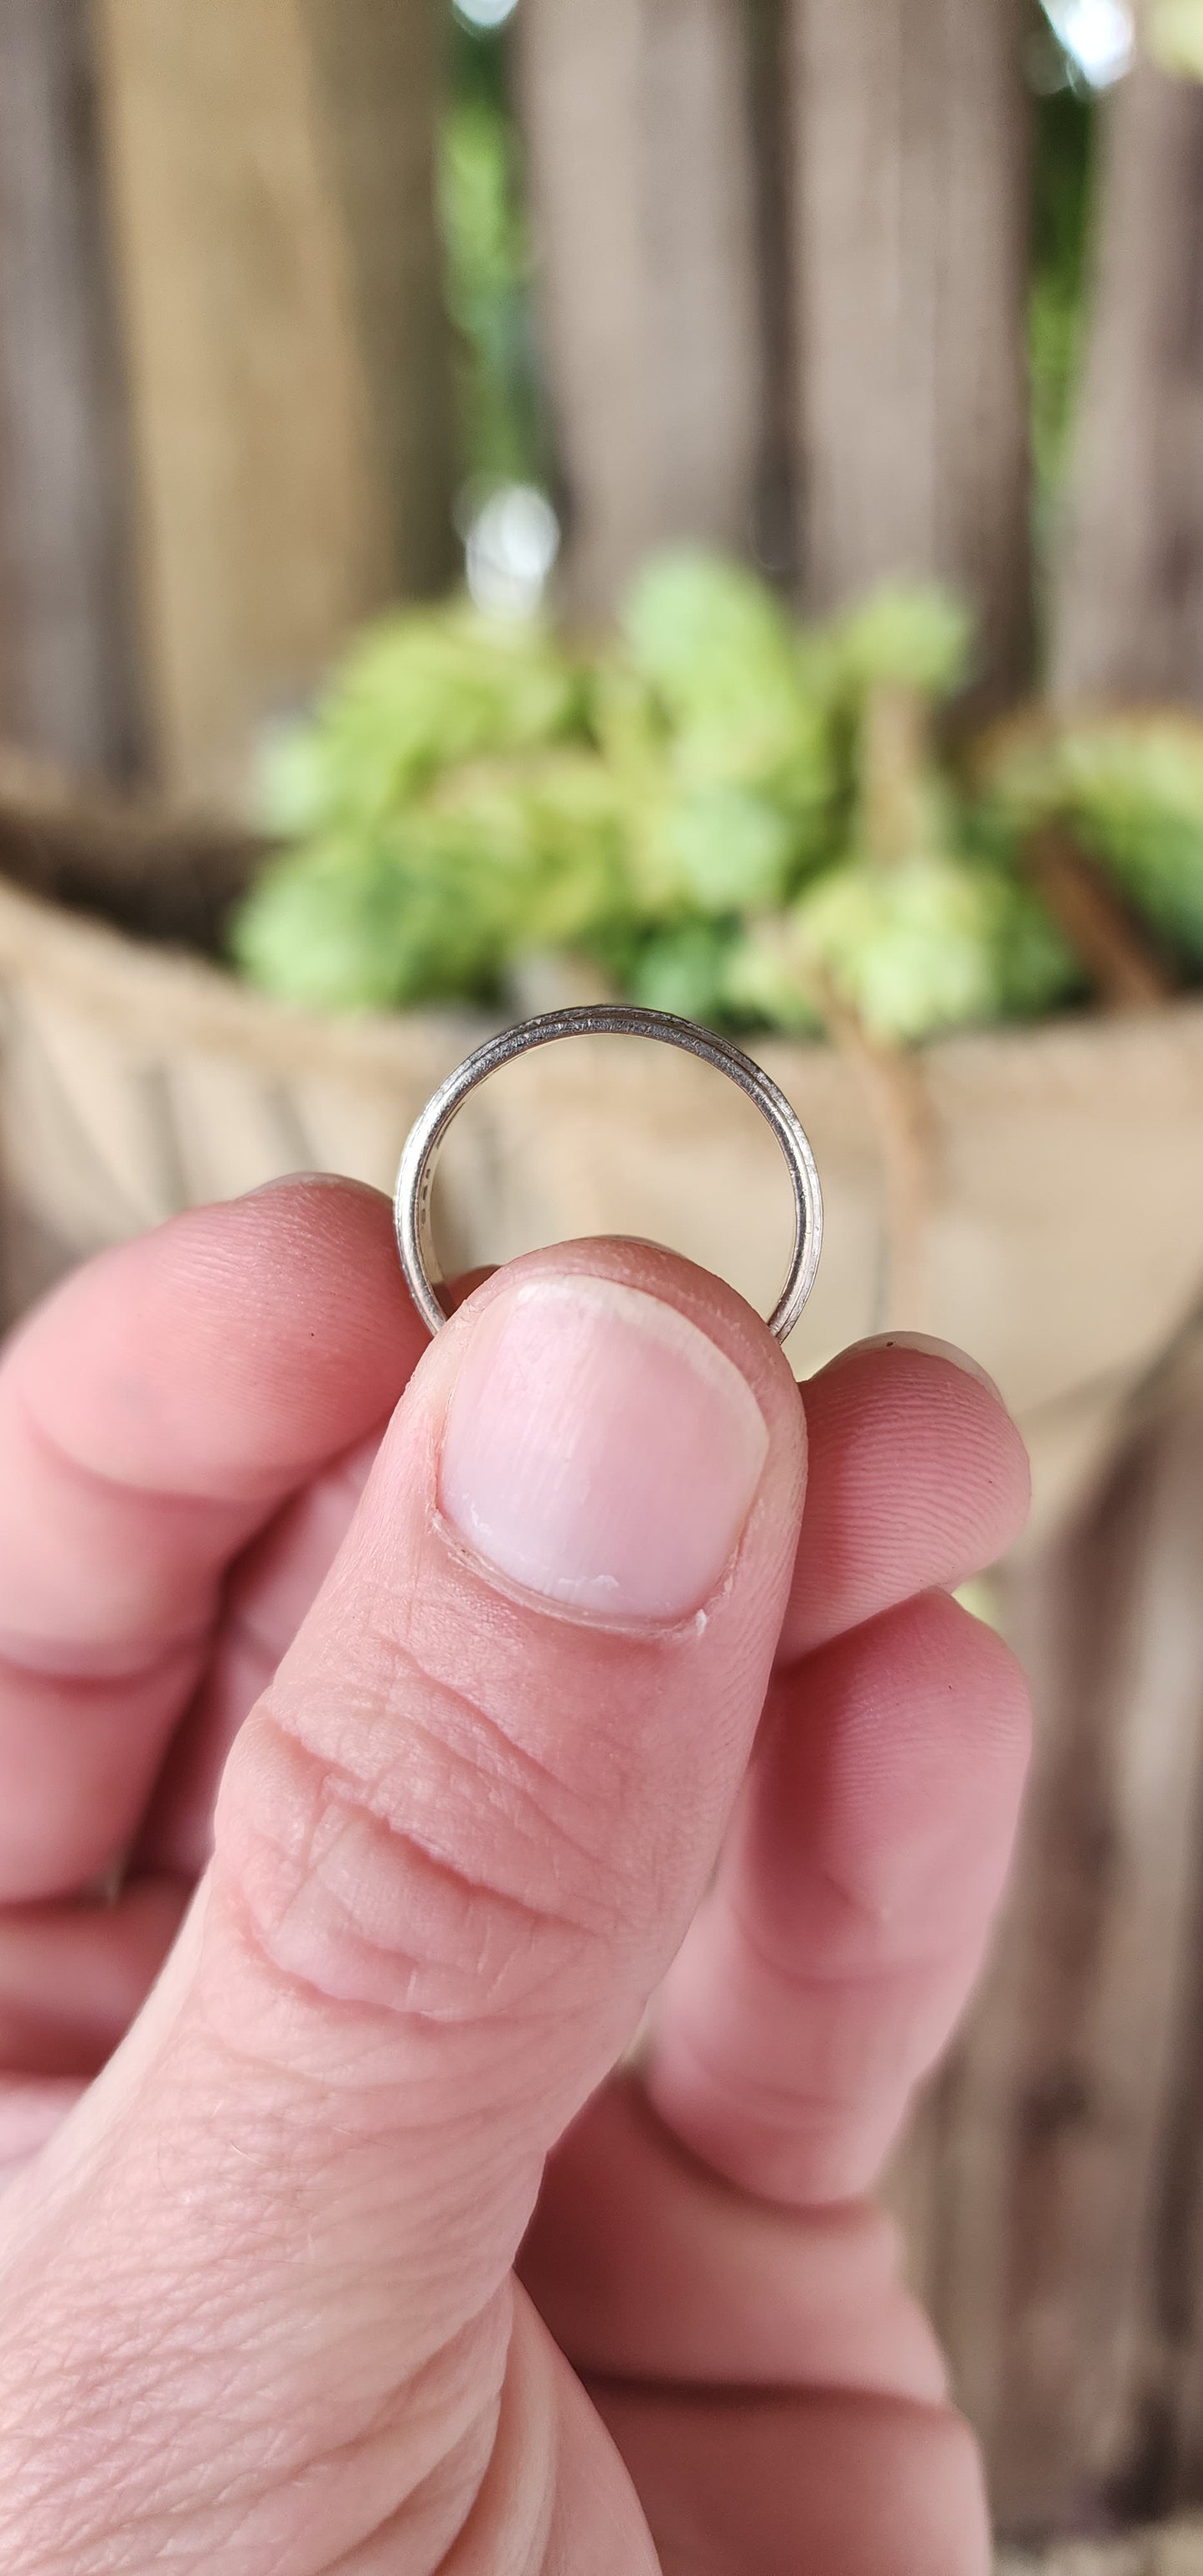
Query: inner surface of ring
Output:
[[396, 1012, 822, 1346]]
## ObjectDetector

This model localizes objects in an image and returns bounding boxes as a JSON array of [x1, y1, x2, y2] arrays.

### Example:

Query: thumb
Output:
[[0, 1243, 805, 2569]]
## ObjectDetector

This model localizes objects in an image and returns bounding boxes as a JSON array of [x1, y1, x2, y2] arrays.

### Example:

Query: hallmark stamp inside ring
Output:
[[394, 1004, 823, 1343]]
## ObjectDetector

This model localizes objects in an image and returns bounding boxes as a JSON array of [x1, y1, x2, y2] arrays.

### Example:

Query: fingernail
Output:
[[827, 1330, 1004, 1404], [439, 1275, 769, 1621]]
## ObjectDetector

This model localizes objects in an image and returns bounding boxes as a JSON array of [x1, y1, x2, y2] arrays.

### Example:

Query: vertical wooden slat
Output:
[[1051, 57, 1203, 705], [93, 0, 456, 800], [786, 0, 1032, 698], [517, 0, 763, 617], [0, 0, 139, 774], [745, 0, 800, 583], [1156, 1853, 1203, 2511]]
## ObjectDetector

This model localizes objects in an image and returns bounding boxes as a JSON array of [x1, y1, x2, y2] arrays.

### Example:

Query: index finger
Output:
[[0, 1178, 423, 1900]]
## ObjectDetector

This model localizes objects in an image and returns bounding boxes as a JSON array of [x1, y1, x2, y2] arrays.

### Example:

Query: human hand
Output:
[[0, 1177, 1030, 2574]]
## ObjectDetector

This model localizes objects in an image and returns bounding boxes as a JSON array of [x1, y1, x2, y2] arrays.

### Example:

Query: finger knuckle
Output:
[[216, 1683, 598, 2041]]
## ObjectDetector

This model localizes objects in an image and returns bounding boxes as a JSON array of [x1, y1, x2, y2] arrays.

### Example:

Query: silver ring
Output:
[[395, 1004, 823, 1343]]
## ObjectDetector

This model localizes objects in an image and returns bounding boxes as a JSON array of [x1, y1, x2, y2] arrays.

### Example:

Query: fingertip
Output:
[[641, 1584, 1032, 2205], [772, 1587, 1032, 1943], [827, 1330, 1005, 1405], [783, 1338, 1031, 1660], [6, 1176, 421, 1495]]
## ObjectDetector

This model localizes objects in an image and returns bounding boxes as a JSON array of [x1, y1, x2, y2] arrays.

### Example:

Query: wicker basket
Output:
[[1, 753, 1202, 1539]]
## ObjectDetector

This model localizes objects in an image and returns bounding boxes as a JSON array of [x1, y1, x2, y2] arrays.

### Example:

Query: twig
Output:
[[807, 965, 937, 1326], [1023, 822, 1176, 1012]]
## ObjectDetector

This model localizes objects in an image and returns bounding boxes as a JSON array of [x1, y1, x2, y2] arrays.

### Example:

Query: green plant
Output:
[[977, 713, 1203, 969], [234, 551, 1203, 1041]]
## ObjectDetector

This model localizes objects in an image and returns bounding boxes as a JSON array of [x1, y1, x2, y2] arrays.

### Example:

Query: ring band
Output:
[[394, 1003, 824, 1343]]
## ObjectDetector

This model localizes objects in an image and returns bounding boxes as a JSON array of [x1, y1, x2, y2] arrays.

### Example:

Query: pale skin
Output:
[[0, 1176, 1031, 2574]]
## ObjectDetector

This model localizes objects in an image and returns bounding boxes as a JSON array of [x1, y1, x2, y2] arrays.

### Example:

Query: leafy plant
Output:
[[234, 551, 1203, 1042], [977, 712, 1203, 969]]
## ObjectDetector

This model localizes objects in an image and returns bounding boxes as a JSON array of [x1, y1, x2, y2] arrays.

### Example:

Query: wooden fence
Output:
[[894, 1315, 1203, 2536], [2, 0, 1203, 2546], [4, 2, 1203, 780]]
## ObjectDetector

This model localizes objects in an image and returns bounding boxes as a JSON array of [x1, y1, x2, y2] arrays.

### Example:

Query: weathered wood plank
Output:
[[93, 0, 456, 799], [786, 0, 1032, 699], [0, 0, 139, 774], [1051, 57, 1203, 704], [517, 0, 763, 616]]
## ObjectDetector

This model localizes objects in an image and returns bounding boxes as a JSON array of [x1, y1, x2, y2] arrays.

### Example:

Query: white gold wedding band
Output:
[[394, 1003, 823, 1343]]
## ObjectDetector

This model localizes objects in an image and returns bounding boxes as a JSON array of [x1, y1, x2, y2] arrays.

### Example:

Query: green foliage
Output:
[[256, 605, 584, 837], [235, 551, 1203, 1043], [236, 745, 625, 1016], [437, 0, 544, 490], [723, 922, 823, 1037], [780, 853, 1081, 1044], [619, 552, 836, 839], [979, 714, 1203, 969], [1029, 75, 1096, 519], [826, 582, 973, 701], [438, 94, 542, 487], [630, 922, 744, 1023], [233, 827, 498, 1015], [639, 785, 803, 920]]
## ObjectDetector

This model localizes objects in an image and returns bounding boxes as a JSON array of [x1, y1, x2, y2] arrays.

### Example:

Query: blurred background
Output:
[[2, 2, 1203, 2561]]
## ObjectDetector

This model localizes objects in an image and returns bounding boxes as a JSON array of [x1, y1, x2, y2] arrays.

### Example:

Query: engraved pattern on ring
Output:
[[394, 1005, 823, 1344]]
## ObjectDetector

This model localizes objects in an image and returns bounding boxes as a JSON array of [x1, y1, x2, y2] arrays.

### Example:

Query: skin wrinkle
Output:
[[366, 1634, 610, 1866], [336, 1515, 758, 1936], [389, 1589, 773, 1903], [231, 1707, 592, 2026], [723, 1886, 971, 1996], [647, 2009, 901, 2138], [214, 1869, 634, 2180], [0, 2113, 514, 2564], [611, 2069, 887, 2229], [270, 1630, 629, 1928], [81, 2285, 515, 2576], [0, 2352, 505, 2576], [0, 1632, 205, 1693], [7, 1374, 264, 1512], [191, 1910, 556, 2136], [316, 2422, 502, 2576], [430, 2299, 574, 2576], [203, 1867, 612, 2218], [211, 2319, 513, 2576], [582, 2370, 953, 2419]]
